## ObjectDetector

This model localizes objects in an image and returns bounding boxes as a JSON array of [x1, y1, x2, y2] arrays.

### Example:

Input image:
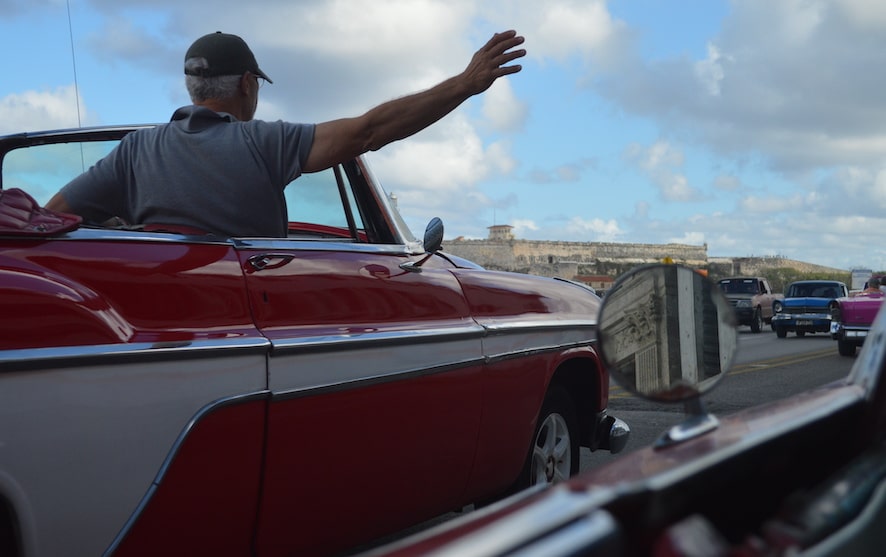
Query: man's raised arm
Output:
[[303, 30, 525, 173]]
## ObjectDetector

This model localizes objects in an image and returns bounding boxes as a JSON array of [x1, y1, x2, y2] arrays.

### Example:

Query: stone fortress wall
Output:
[[443, 226, 844, 281]]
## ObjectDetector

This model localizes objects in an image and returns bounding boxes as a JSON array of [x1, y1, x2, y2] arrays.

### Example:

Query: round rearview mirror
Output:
[[597, 264, 738, 402]]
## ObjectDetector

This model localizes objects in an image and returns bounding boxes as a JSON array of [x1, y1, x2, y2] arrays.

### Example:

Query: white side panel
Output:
[[0, 352, 265, 557], [268, 335, 483, 394]]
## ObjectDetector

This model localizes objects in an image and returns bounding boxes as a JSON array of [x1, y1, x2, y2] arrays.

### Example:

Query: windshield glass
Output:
[[3, 141, 118, 205], [787, 283, 840, 298]]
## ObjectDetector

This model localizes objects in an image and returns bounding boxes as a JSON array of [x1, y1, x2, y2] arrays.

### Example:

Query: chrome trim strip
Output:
[[484, 341, 594, 365], [482, 320, 598, 333], [231, 237, 416, 254], [269, 324, 487, 353], [268, 321, 595, 354], [0, 337, 271, 372], [0, 226, 231, 244], [267, 324, 596, 400], [102, 390, 270, 557]]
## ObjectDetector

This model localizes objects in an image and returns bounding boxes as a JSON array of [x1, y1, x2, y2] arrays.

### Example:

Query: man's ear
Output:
[[239, 73, 252, 95]]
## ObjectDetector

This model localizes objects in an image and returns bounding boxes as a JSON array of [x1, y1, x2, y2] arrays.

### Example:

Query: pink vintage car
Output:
[[831, 288, 885, 356], [0, 126, 628, 557]]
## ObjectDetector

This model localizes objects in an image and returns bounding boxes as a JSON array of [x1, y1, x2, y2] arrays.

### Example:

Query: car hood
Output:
[[782, 297, 832, 309]]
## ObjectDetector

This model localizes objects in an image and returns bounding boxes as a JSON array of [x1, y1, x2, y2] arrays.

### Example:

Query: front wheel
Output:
[[838, 339, 857, 357], [521, 385, 579, 489], [750, 308, 763, 333], [775, 326, 787, 338]]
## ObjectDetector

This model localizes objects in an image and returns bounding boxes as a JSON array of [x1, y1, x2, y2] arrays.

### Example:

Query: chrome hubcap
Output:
[[530, 412, 571, 486]]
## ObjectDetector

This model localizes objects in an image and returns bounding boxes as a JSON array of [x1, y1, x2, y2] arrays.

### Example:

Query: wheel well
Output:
[[0, 497, 20, 557], [549, 357, 601, 448]]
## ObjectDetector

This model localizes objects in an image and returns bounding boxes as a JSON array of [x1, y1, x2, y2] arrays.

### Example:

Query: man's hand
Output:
[[461, 30, 526, 95]]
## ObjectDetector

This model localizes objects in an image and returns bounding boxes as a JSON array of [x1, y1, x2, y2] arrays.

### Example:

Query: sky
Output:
[[2, 0, 886, 272]]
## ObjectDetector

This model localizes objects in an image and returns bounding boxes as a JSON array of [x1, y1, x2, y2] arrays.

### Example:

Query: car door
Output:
[[1, 130, 270, 556], [237, 162, 485, 557]]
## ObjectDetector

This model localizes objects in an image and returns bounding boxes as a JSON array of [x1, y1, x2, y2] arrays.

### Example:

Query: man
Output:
[[863, 276, 883, 294], [46, 30, 525, 236]]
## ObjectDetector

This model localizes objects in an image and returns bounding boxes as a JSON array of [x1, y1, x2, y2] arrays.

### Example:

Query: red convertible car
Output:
[[0, 126, 628, 557], [366, 264, 886, 557]]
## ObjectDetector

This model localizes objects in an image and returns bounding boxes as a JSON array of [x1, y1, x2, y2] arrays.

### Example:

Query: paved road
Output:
[[582, 329, 854, 471]]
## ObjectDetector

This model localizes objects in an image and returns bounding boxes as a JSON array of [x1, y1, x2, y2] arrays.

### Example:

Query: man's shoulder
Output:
[[243, 119, 316, 142]]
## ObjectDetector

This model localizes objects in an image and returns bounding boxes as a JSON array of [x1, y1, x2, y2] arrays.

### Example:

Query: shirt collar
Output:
[[171, 105, 238, 132]]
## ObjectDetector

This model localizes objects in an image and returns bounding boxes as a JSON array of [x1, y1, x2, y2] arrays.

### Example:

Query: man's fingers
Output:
[[486, 31, 525, 57]]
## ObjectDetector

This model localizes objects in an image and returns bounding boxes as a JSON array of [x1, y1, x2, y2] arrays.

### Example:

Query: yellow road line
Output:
[[730, 347, 835, 376]]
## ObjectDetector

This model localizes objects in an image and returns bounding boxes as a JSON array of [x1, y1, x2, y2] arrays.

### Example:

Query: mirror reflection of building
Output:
[[598, 265, 737, 400]]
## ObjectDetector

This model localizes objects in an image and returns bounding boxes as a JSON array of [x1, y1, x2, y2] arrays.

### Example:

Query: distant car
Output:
[[771, 280, 848, 338], [0, 125, 629, 557], [831, 289, 885, 356], [716, 276, 782, 333]]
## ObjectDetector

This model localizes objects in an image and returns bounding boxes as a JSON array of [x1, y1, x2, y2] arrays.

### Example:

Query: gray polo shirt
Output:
[[61, 105, 315, 237]]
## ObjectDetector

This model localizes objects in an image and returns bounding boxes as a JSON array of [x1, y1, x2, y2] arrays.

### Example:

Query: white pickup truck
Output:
[[717, 276, 784, 333]]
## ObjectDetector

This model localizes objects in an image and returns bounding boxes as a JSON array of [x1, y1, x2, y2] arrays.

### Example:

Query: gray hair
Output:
[[185, 57, 242, 102]]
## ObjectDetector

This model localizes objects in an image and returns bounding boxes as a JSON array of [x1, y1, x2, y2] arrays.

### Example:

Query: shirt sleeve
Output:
[[245, 121, 316, 188]]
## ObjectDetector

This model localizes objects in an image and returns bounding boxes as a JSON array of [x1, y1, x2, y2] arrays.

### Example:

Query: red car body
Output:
[[366, 265, 886, 557], [0, 126, 628, 557]]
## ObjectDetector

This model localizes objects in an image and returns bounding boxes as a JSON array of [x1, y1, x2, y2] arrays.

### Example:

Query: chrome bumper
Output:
[[595, 412, 631, 454]]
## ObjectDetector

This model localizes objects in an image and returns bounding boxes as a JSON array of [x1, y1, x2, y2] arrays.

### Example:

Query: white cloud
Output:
[[694, 43, 728, 96], [505, 0, 624, 63], [625, 141, 702, 202], [0, 86, 89, 134], [512, 219, 539, 237], [481, 79, 527, 133], [669, 231, 706, 245], [565, 216, 622, 241]]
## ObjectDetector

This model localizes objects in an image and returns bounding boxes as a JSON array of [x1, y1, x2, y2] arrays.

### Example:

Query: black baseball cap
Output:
[[184, 32, 273, 83]]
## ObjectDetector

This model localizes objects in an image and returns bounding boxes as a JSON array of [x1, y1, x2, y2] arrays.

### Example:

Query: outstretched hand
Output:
[[462, 30, 526, 94]]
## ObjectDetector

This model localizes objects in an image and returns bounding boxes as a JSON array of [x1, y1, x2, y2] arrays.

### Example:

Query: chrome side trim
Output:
[[266, 322, 597, 400], [483, 319, 598, 332], [102, 390, 270, 557], [0, 226, 232, 243], [0, 337, 271, 372], [268, 324, 487, 354], [231, 237, 416, 254], [267, 320, 595, 354]]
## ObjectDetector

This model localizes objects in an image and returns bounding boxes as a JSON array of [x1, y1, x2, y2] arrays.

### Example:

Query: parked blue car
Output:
[[771, 280, 849, 338]]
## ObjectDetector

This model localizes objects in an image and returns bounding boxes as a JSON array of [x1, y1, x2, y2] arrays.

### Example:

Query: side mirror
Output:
[[399, 217, 444, 273], [422, 217, 444, 254], [596, 264, 738, 445]]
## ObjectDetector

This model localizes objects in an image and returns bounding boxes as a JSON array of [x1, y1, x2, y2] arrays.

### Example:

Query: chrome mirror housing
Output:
[[596, 264, 738, 445]]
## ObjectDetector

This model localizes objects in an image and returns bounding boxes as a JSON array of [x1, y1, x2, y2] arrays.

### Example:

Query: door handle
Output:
[[247, 253, 295, 271]]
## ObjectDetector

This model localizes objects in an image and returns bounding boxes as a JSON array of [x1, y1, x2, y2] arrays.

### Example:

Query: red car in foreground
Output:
[[366, 264, 886, 557], [0, 126, 628, 557]]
